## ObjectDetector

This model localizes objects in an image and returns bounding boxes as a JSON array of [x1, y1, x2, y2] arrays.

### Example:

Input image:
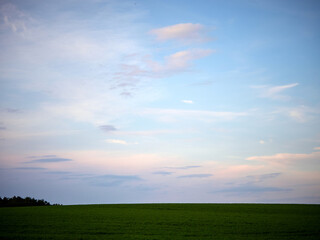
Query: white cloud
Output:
[[145, 49, 214, 75], [273, 105, 319, 123], [181, 100, 193, 104], [0, 3, 34, 38], [165, 49, 213, 71], [259, 140, 265, 144], [252, 83, 298, 100], [112, 49, 214, 93], [247, 151, 320, 164], [115, 129, 183, 136], [105, 139, 127, 145], [142, 108, 248, 122], [150, 23, 211, 43]]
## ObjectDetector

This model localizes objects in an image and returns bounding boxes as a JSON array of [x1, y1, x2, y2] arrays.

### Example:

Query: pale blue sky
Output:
[[0, 0, 320, 204]]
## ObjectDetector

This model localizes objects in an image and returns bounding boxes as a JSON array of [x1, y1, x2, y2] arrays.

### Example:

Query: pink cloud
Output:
[[150, 23, 211, 43], [247, 151, 320, 163]]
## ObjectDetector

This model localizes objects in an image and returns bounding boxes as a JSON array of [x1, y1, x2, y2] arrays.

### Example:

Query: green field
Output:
[[0, 204, 319, 239]]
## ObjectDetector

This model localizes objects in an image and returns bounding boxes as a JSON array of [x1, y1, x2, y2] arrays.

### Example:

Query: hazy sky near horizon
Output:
[[0, 0, 320, 204]]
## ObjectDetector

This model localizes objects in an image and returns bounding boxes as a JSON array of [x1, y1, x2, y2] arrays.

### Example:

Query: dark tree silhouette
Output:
[[0, 196, 58, 207]]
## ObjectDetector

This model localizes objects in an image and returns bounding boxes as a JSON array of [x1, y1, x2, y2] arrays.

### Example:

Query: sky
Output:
[[0, 0, 320, 205]]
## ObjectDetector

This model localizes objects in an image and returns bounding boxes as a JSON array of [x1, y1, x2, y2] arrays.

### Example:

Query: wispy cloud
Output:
[[158, 49, 213, 73], [165, 165, 201, 170], [5, 108, 20, 113], [269, 105, 319, 123], [252, 83, 298, 100], [14, 167, 46, 170], [105, 139, 127, 145], [27, 155, 57, 159], [181, 100, 193, 104], [99, 125, 117, 132], [178, 173, 212, 178], [87, 174, 142, 187], [114, 49, 214, 85], [115, 129, 181, 137], [247, 151, 320, 164], [45, 171, 71, 175], [150, 23, 211, 43], [286, 106, 318, 122], [153, 171, 173, 176], [0, 3, 34, 38], [246, 173, 281, 183], [142, 108, 248, 122], [26, 158, 72, 163], [215, 184, 291, 194]]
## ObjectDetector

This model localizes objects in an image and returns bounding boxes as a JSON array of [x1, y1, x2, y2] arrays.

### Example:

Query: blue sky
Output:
[[0, 0, 320, 204]]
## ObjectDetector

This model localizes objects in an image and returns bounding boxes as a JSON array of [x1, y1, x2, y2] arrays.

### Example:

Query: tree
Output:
[[0, 196, 56, 207]]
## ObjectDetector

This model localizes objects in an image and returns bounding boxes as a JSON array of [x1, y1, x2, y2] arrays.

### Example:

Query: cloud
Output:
[[99, 125, 117, 132], [314, 147, 320, 151], [150, 23, 211, 43], [259, 140, 265, 144], [252, 83, 298, 100], [45, 171, 71, 175], [160, 49, 214, 73], [115, 129, 181, 136], [0, 3, 34, 38], [14, 167, 46, 170], [27, 155, 57, 159], [153, 171, 173, 176], [165, 165, 201, 170], [286, 106, 318, 122], [105, 139, 127, 145], [246, 173, 281, 183], [114, 49, 214, 86], [5, 108, 20, 113], [247, 151, 320, 164], [87, 174, 142, 187], [142, 108, 248, 122], [181, 100, 193, 104], [178, 174, 212, 178], [269, 106, 319, 123], [215, 184, 291, 194], [120, 92, 132, 97], [26, 158, 72, 163]]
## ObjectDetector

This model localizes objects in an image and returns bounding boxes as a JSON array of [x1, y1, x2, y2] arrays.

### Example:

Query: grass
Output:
[[0, 204, 319, 239]]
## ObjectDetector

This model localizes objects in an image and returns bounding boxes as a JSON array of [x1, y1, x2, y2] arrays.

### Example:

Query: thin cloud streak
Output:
[[14, 167, 46, 170], [142, 108, 248, 122], [99, 125, 117, 132], [247, 151, 320, 163], [86, 174, 143, 187], [150, 23, 211, 43], [178, 174, 212, 178], [153, 171, 173, 176], [181, 100, 193, 104], [105, 139, 127, 145], [214, 185, 292, 194], [26, 158, 72, 163], [165, 166, 201, 170], [252, 83, 298, 100], [246, 173, 281, 183]]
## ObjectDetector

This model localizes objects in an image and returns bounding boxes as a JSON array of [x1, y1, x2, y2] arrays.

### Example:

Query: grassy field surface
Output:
[[0, 204, 319, 239]]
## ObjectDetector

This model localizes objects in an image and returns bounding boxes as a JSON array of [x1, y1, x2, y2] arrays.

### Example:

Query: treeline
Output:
[[0, 196, 60, 207]]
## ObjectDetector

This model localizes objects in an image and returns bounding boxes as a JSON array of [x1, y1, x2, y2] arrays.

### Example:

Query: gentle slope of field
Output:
[[0, 204, 319, 239]]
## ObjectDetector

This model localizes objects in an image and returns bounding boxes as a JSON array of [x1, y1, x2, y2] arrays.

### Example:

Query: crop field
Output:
[[0, 204, 320, 239]]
